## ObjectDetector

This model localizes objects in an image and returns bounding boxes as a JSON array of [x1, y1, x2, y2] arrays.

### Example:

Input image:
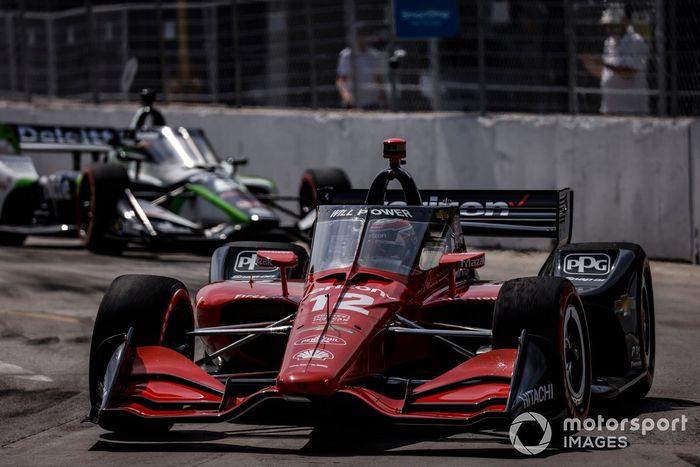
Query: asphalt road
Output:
[[0, 238, 699, 466]]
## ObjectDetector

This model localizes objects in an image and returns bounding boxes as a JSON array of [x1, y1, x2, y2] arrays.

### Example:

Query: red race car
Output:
[[88, 138, 655, 435]]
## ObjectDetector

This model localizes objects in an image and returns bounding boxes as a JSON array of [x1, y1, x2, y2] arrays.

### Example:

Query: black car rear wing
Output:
[[13, 124, 114, 153], [1, 123, 115, 170], [317, 188, 573, 247]]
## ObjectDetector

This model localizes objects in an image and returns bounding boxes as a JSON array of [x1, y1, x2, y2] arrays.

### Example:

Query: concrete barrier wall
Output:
[[1, 101, 696, 262], [691, 121, 700, 264]]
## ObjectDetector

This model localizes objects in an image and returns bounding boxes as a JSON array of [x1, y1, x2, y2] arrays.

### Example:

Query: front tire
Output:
[[78, 164, 130, 255], [493, 277, 592, 420], [89, 275, 194, 434]]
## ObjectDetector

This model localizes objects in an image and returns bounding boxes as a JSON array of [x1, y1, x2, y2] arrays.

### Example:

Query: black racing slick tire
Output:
[[298, 168, 351, 217], [623, 264, 656, 401], [493, 277, 592, 420], [78, 164, 130, 255], [0, 183, 38, 246], [89, 275, 195, 434], [0, 232, 25, 246]]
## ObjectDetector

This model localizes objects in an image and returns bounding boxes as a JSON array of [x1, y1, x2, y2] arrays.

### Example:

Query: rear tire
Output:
[[78, 164, 130, 255], [298, 168, 351, 217], [0, 232, 26, 246], [0, 183, 36, 246], [89, 275, 195, 434], [493, 277, 592, 420]]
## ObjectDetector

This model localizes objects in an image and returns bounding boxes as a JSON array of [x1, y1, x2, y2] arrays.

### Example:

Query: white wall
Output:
[[691, 121, 700, 264], [1, 100, 695, 262]]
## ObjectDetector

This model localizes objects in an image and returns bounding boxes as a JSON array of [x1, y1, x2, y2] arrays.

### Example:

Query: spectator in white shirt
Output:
[[336, 26, 386, 110], [579, 5, 649, 115]]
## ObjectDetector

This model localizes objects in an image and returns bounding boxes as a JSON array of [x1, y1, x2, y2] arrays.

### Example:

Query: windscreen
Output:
[[309, 206, 457, 276], [132, 127, 219, 167]]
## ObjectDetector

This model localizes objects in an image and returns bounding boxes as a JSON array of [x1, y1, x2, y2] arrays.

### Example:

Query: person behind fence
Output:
[[336, 25, 386, 110], [578, 4, 649, 115]]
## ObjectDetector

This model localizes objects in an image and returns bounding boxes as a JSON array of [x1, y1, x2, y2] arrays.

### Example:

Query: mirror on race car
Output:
[[256, 250, 298, 298], [226, 157, 249, 167], [440, 252, 486, 297], [256, 250, 298, 268], [116, 148, 149, 163]]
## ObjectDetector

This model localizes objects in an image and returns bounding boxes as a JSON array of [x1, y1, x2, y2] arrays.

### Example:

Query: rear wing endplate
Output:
[[317, 188, 573, 247]]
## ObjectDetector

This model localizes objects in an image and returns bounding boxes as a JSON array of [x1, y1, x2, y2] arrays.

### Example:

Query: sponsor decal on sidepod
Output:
[[294, 335, 347, 346], [234, 250, 278, 273], [563, 253, 611, 275], [292, 349, 334, 361]]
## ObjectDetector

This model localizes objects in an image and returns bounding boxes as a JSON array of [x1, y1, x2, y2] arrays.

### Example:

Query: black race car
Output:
[[0, 91, 348, 253]]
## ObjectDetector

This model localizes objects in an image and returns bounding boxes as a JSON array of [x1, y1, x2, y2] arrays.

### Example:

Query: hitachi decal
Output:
[[519, 383, 554, 408]]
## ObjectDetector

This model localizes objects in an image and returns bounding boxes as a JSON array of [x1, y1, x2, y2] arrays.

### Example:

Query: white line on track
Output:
[[0, 360, 53, 383], [0, 308, 84, 324], [16, 375, 53, 382]]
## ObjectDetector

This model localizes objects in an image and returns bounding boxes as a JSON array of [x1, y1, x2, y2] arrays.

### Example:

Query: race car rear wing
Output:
[[317, 188, 573, 247], [1, 123, 114, 154]]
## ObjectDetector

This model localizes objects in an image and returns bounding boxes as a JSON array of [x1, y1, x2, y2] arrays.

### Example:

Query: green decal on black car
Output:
[[0, 124, 21, 154], [186, 184, 249, 223], [168, 195, 186, 215], [14, 178, 37, 189]]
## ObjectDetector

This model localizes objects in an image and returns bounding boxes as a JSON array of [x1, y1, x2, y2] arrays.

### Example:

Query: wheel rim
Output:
[[564, 303, 586, 406]]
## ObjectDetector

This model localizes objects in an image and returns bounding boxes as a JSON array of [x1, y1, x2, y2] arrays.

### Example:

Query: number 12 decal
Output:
[[309, 293, 374, 315]]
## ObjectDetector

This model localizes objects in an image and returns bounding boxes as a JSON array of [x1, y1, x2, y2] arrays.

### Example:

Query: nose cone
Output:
[[277, 368, 337, 397], [277, 279, 410, 398]]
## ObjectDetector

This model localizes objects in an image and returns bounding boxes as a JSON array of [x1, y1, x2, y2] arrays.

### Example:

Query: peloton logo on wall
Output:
[[234, 250, 279, 273], [509, 411, 553, 455], [563, 253, 611, 275]]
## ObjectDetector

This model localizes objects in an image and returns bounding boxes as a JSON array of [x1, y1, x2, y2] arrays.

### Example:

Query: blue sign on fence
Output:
[[393, 0, 459, 39]]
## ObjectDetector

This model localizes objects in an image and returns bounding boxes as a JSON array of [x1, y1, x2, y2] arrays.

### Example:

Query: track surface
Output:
[[0, 238, 699, 466]]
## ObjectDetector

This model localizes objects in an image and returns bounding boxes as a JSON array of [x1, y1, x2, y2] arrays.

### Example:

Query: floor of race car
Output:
[[0, 238, 698, 466]]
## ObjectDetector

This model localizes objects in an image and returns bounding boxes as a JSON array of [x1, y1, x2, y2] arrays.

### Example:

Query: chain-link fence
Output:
[[0, 0, 698, 116]]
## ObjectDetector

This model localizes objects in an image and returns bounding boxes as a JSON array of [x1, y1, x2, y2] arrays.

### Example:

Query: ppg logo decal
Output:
[[563, 254, 611, 275], [234, 250, 279, 273]]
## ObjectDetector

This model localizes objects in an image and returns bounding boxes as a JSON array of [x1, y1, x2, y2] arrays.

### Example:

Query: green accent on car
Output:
[[186, 184, 249, 223], [168, 195, 186, 214], [14, 178, 37, 189], [0, 124, 21, 154], [74, 173, 83, 196]]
